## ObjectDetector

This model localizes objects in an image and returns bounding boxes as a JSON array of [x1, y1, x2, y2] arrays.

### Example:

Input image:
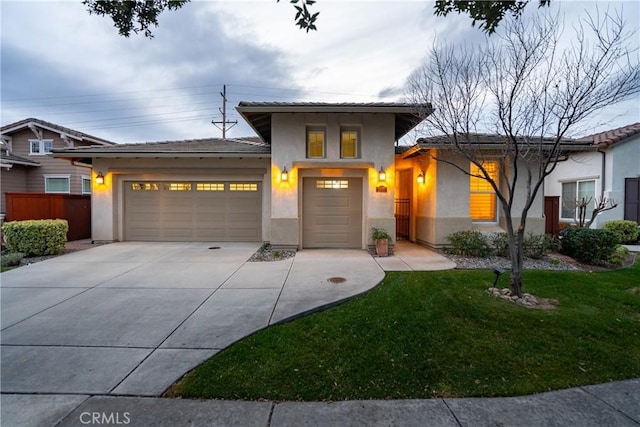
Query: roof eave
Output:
[[1, 120, 115, 146], [51, 151, 270, 159]]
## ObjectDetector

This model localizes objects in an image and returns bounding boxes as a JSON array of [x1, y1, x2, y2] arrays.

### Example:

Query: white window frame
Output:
[[81, 176, 91, 194], [561, 179, 597, 221], [29, 139, 53, 155], [44, 174, 71, 194]]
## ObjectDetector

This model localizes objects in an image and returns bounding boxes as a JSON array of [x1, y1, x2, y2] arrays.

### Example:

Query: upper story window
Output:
[[44, 175, 70, 194], [469, 161, 498, 222], [30, 139, 53, 155], [340, 128, 359, 159], [561, 179, 595, 220], [306, 127, 326, 158]]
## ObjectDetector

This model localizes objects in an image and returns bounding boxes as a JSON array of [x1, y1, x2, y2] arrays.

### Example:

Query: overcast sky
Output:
[[1, 0, 638, 144]]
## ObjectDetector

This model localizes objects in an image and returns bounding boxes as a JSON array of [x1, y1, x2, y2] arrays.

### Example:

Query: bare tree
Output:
[[407, 8, 639, 297], [569, 196, 618, 228]]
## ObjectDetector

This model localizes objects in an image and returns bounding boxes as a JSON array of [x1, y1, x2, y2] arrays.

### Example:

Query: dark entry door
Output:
[[624, 178, 640, 223]]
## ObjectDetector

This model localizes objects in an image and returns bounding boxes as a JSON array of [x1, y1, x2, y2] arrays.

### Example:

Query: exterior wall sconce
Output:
[[281, 167, 289, 182], [95, 172, 105, 185], [417, 172, 425, 184], [378, 167, 386, 182]]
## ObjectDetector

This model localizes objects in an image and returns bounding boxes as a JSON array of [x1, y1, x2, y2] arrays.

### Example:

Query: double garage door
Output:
[[125, 181, 261, 241]]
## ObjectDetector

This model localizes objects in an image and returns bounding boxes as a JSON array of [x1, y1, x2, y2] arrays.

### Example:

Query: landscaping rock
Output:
[[486, 287, 556, 310]]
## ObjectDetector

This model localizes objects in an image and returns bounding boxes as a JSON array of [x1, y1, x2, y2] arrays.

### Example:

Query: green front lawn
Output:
[[167, 263, 640, 401]]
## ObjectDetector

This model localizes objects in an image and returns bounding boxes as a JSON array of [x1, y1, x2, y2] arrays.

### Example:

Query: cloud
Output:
[[1, 1, 636, 143], [1, 1, 303, 143]]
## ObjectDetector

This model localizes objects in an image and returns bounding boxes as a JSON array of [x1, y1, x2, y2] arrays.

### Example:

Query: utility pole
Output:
[[211, 85, 237, 139]]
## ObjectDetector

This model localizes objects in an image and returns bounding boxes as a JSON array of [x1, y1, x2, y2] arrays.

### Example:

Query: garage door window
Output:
[[230, 183, 258, 191], [316, 180, 349, 189], [164, 183, 192, 191], [131, 183, 159, 191], [197, 183, 225, 191]]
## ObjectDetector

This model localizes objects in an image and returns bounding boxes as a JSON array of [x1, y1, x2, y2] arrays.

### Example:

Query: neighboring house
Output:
[[544, 123, 640, 228], [0, 118, 115, 226], [53, 103, 428, 248]]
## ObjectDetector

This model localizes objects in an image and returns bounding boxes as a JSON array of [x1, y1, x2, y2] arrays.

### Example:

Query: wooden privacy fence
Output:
[[5, 193, 91, 241]]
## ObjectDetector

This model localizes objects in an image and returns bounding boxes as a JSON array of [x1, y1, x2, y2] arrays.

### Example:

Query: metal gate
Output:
[[394, 198, 410, 241]]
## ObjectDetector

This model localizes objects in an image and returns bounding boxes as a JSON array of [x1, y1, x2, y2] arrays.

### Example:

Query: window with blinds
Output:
[[469, 161, 498, 222]]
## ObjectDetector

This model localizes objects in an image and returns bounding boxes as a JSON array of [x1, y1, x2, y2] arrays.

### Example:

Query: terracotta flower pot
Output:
[[375, 239, 389, 257]]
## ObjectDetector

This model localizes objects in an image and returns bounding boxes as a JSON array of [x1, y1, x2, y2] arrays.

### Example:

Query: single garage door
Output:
[[125, 181, 261, 241], [303, 177, 362, 248]]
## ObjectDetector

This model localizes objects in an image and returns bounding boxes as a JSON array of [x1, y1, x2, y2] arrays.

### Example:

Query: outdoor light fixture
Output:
[[417, 172, 425, 184], [95, 172, 105, 185], [493, 268, 505, 287], [378, 167, 386, 182], [281, 166, 289, 182]]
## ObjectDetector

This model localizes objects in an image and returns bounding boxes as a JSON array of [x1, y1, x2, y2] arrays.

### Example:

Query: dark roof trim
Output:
[[51, 138, 271, 162], [236, 102, 432, 143], [404, 133, 595, 158]]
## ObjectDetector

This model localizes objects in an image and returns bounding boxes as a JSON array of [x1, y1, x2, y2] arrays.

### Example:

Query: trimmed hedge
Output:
[[560, 227, 619, 265], [603, 220, 639, 244], [2, 219, 68, 257], [446, 230, 492, 257]]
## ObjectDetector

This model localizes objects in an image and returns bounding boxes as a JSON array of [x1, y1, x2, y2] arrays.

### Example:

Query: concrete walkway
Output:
[[2, 242, 638, 426], [375, 241, 457, 271]]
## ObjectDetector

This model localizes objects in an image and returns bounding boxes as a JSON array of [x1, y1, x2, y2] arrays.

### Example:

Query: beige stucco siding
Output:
[[270, 112, 396, 249], [402, 150, 545, 248]]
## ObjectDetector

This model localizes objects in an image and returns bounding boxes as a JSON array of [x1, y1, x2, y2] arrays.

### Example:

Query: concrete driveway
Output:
[[1, 242, 384, 397]]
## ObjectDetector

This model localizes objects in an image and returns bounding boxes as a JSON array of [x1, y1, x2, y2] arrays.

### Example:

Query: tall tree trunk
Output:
[[504, 215, 525, 298], [509, 229, 525, 298]]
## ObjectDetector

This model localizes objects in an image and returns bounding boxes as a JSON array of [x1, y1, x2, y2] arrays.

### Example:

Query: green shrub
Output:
[[603, 220, 639, 244], [523, 233, 554, 259], [2, 219, 68, 257], [371, 227, 392, 241], [1, 252, 24, 267], [560, 227, 619, 265], [446, 230, 492, 257], [490, 232, 510, 258], [608, 245, 629, 265]]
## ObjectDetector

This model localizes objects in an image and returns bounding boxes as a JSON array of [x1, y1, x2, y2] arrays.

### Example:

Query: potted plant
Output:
[[371, 227, 392, 257]]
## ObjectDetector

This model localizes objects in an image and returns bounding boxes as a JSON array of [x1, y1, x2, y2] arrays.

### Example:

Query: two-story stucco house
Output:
[[53, 102, 564, 250], [544, 123, 640, 228], [1, 118, 115, 221]]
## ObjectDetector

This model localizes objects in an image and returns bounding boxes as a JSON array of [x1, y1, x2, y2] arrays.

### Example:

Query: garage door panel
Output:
[[313, 197, 350, 208], [125, 181, 261, 242], [194, 212, 226, 222], [314, 215, 350, 226], [128, 228, 162, 240]]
